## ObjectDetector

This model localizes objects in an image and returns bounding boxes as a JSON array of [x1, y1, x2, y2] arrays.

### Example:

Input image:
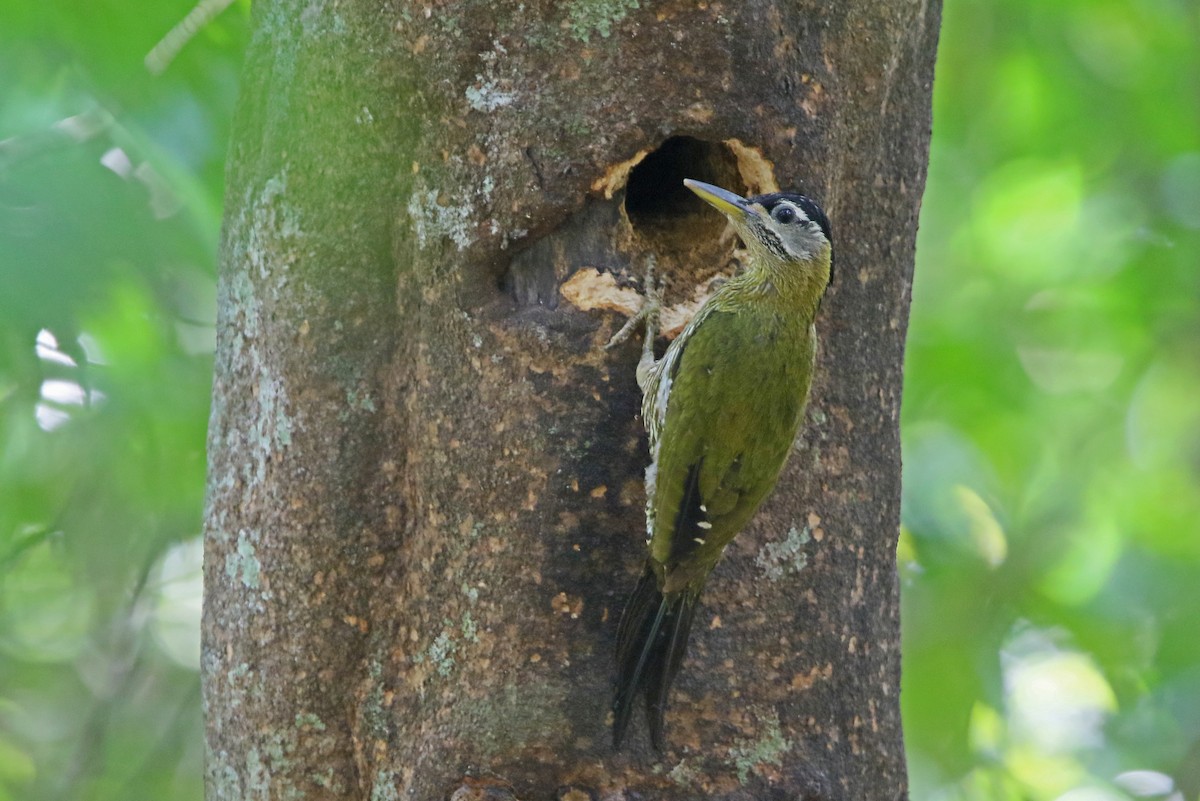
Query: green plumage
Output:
[[649, 302, 815, 587], [612, 180, 833, 752]]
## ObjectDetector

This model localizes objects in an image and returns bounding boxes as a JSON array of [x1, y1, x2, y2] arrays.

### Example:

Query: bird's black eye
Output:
[[773, 206, 797, 224]]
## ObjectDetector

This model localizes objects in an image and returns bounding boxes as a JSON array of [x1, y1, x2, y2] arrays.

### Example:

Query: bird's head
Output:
[[683, 178, 832, 288]]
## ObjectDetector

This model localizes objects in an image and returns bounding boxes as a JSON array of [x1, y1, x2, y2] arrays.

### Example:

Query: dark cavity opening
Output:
[[624, 136, 743, 248]]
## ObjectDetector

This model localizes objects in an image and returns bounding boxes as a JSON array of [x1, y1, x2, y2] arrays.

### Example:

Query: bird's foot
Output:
[[605, 257, 662, 350]]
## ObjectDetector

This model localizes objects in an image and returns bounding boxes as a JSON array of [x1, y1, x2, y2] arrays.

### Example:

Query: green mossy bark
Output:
[[203, 1, 941, 799]]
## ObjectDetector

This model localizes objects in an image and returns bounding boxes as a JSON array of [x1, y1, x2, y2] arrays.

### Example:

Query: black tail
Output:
[[612, 564, 699, 752]]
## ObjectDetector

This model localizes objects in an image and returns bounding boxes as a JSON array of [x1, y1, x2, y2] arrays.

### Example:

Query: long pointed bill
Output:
[[683, 179, 755, 221]]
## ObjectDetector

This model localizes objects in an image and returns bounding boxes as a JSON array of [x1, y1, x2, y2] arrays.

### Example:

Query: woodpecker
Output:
[[611, 178, 833, 752]]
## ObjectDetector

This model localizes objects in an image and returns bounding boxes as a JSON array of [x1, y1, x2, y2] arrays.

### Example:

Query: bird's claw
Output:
[[605, 258, 662, 350], [605, 301, 656, 350]]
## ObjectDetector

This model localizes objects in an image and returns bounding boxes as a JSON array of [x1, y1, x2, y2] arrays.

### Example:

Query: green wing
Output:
[[649, 309, 815, 591]]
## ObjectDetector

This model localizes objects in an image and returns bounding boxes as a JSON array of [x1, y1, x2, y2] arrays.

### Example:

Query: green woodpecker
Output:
[[612, 179, 833, 751]]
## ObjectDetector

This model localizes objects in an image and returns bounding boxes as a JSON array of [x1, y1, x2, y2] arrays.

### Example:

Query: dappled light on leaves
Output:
[[0, 0, 241, 798], [903, 0, 1200, 798]]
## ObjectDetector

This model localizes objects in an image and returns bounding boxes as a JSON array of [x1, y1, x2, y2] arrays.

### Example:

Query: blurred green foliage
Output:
[[903, 0, 1200, 799], [0, 0, 1196, 800], [0, 1, 246, 799]]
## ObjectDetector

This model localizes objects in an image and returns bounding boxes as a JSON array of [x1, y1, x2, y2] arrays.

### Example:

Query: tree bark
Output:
[[201, 1, 940, 800]]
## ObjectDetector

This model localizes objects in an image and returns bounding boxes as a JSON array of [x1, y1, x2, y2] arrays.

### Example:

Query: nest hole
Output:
[[623, 136, 744, 253], [501, 135, 776, 315]]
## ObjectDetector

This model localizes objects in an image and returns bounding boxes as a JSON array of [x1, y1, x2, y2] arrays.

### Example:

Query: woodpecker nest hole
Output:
[[626, 137, 741, 244], [596, 136, 779, 261], [507, 135, 778, 330], [617, 138, 753, 317], [559, 137, 778, 331]]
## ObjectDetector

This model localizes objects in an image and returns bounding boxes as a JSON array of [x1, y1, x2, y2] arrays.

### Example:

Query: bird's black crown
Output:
[[751, 192, 832, 246]]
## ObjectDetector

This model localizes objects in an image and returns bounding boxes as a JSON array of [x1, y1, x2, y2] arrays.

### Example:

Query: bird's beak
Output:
[[683, 179, 755, 222]]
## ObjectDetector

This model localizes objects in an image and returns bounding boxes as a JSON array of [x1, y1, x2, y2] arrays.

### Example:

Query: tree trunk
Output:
[[201, 1, 940, 800]]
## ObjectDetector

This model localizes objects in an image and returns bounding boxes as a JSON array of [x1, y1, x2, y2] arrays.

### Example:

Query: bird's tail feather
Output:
[[612, 564, 699, 751]]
